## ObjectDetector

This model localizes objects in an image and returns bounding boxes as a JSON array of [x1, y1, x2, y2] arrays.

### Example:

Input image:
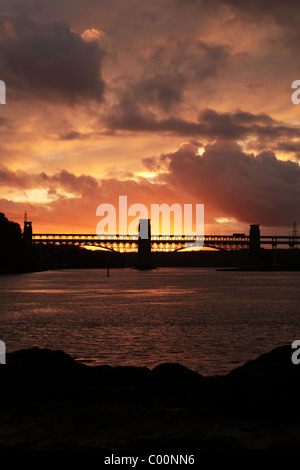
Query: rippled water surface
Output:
[[1, 268, 299, 375]]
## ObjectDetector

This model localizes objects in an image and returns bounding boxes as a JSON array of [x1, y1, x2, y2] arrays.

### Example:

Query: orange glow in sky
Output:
[[0, 1, 299, 237]]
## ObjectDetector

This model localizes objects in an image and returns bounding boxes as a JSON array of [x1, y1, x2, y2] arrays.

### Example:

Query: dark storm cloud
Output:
[[128, 75, 185, 112], [106, 106, 300, 153], [220, 0, 300, 49], [59, 131, 91, 141], [221, 0, 299, 19], [0, 14, 106, 102], [105, 104, 199, 135], [143, 141, 300, 226], [176, 0, 298, 23], [0, 166, 100, 196], [0, 166, 37, 190], [149, 39, 231, 83], [108, 38, 231, 115], [198, 110, 300, 142]]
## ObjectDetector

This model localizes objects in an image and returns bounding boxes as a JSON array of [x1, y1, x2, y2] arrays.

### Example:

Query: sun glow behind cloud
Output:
[[132, 171, 157, 180], [6, 189, 79, 204], [215, 217, 237, 224]]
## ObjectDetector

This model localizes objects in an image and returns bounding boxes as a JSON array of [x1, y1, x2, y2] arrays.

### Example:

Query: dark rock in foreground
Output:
[[0, 345, 300, 450], [213, 345, 300, 422]]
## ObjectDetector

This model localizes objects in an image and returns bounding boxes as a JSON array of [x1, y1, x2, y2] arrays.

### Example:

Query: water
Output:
[[0, 268, 299, 375]]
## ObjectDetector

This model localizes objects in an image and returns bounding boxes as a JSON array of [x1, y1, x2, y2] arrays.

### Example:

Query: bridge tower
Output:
[[292, 221, 297, 237], [292, 221, 298, 248], [23, 212, 32, 245], [137, 219, 154, 269], [249, 224, 260, 261]]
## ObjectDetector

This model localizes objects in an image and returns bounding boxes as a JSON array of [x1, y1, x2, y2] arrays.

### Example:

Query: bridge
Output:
[[28, 233, 252, 251], [22, 218, 299, 269], [23, 219, 299, 252]]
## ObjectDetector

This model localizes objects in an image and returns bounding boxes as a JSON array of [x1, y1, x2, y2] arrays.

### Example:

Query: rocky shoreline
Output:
[[0, 345, 300, 450]]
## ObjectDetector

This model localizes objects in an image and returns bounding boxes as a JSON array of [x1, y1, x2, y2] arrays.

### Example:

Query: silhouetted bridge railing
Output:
[[29, 233, 300, 252]]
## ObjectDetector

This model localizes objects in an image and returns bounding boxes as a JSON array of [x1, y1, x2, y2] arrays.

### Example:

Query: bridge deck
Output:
[[29, 233, 300, 252]]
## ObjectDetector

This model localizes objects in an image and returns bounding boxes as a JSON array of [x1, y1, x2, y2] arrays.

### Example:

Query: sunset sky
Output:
[[1, 0, 300, 236]]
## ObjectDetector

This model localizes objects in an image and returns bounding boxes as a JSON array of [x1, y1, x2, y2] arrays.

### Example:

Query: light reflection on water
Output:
[[0, 268, 299, 375]]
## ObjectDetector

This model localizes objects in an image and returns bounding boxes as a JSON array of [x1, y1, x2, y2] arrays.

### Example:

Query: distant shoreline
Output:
[[1, 259, 300, 275]]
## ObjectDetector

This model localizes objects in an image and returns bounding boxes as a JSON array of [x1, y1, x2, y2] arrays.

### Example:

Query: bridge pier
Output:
[[136, 219, 154, 269], [249, 224, 260, 263]]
